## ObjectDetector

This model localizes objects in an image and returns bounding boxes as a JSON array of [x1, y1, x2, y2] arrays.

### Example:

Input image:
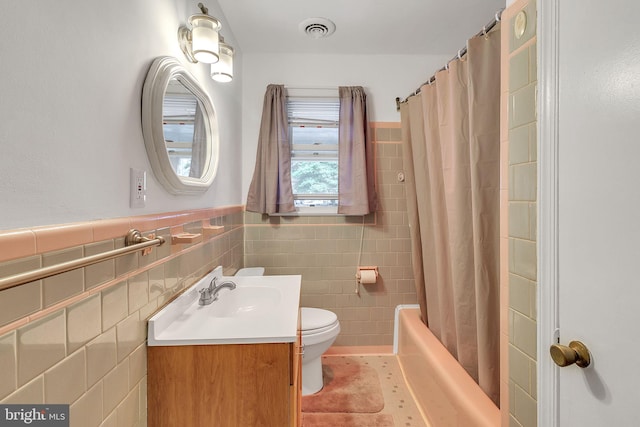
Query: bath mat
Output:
[[302, 412, 395, 427], [301, 356, 385, 413]]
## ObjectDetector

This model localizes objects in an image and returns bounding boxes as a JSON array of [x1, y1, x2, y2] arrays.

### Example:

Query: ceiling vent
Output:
[[299, 17, 336, 39]]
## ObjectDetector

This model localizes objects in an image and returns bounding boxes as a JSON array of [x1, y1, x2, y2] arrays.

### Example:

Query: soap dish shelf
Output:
[[171, 233, 202, 244], [203, 225, 225, 236]]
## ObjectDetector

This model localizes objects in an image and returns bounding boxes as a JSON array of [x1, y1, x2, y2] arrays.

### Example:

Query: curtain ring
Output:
[[457, 49, 463, 60], [445, 62, 449, 71], [482, 25, 489, 39]]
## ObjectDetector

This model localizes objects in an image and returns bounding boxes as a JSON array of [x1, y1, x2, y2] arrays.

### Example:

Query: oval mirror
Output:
[[142, 56, 219, 194]]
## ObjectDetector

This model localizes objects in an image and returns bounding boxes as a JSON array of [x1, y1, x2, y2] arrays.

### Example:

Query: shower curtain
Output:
[[400, 25, 501, 405]]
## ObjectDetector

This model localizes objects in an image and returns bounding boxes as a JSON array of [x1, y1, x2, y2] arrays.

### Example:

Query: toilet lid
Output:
[[301, 307, 338, 331]]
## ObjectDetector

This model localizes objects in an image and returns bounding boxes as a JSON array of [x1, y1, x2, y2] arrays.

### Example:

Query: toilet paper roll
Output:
[[359, 270, 377, 284]]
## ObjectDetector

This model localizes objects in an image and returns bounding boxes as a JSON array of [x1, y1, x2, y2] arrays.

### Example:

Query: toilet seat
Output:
[[301, 307, 338, 332], [302, 321, 340, 336], [301, 308, 340, 346]]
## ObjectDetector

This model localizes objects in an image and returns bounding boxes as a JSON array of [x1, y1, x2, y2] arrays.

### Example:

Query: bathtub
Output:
[[396, 307, 500, 427]]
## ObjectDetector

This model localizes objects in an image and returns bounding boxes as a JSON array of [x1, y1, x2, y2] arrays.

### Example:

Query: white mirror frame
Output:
[[142, 56, 219, 194]]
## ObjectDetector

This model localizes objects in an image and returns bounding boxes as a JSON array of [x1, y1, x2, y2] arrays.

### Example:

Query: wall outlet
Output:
[[130, 168, 146, 208]]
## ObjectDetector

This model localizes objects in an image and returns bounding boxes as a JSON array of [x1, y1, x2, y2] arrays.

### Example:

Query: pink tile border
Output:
[[33, 223, 94, 254], [370, 122, 401, 129], [510, 35, 537, 58], [92, 218, 132, 242], [499, 0, 538, 422], [500, 379, 510, 426], [0, 207, 242, 336], [0, 205, 244, 262], [500, 4, 515, 422], [0, 230, 37, 263]]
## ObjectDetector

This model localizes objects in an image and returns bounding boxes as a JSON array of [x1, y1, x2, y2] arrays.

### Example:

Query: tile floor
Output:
[[321, 354, 428, 427]]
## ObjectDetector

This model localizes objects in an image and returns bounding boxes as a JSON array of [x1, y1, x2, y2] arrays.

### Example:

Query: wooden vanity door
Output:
[[148, 343, 291, 427], [290, 313, 302, 426]]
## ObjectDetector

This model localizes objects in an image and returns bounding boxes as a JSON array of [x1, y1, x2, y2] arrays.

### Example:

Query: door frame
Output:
[[537, 0, 560, 425]]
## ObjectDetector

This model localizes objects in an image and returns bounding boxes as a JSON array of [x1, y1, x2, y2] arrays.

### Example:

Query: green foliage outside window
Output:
[[291, 161, 338, 194]]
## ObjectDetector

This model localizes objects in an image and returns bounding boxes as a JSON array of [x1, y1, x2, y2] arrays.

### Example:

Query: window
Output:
[[287, 95, 340, 212], [247, 85, 374, 216], [163, 94, 197, 177]]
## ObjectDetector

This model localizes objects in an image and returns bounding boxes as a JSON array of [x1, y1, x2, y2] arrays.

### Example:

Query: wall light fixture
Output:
[[178, 3, 221, 64], [210, 36, 234, 82], [177, 3, 234, 82]]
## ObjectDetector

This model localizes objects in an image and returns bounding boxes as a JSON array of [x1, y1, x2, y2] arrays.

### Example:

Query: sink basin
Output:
[[148, 266, 301, 346], [209, 286, 281, 318]]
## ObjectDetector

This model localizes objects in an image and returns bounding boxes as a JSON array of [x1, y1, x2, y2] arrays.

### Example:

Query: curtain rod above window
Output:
[[285, 86, 337, 90], [396, 8, 504, 111], [286, 86, 339, 99]]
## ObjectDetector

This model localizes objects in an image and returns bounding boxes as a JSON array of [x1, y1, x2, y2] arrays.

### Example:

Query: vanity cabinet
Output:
[[291, 327, 302, 427], [147, 331, 301, 427]]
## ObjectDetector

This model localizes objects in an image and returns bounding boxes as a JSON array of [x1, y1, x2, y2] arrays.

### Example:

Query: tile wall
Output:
[[501, 0, 538, 426], [244, 123, 418, 347], [0, 207, 244, 426]]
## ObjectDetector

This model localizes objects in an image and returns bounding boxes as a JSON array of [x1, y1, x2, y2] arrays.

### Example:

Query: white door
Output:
[[543, 0, 640, 425]]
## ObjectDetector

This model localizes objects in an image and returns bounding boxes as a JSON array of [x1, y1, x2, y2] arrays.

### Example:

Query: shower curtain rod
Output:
[[395, 8, 504, 111]]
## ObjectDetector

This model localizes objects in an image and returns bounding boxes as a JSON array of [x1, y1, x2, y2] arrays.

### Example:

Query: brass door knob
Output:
[[549, 340, 591, 368]]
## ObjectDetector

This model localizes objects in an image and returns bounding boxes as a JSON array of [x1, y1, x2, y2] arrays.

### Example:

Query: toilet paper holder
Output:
[[356, 266, 379, 284]]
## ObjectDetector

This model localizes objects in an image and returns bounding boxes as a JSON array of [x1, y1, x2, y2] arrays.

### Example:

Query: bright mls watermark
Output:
[[0, 405, 69, 426]]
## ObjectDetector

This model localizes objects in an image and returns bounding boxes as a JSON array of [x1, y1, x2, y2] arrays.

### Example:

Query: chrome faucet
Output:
[[198, 277, 236, 306]]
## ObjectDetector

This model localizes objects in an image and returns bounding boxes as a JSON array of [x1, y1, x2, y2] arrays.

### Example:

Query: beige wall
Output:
[[0, 0, 244, 231], [501, 0, 538, 426], [0, 208, 244, 426], [244, 123, 418, 346]]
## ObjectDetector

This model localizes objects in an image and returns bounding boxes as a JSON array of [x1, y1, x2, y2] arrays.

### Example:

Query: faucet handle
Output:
[[209, 277, 218, 290]]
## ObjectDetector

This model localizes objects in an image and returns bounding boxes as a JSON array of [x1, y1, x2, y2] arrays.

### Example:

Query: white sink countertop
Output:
[[148, 266, 301, 346]]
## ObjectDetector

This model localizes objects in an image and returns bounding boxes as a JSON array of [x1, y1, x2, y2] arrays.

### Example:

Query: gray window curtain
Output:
[[337, 86, 378, 215], [189, 102, 205, 178], [400, 25, 501, 405], [246, 84, 295, 214]]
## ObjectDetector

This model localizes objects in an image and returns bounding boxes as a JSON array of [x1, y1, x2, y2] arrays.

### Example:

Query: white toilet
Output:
[[235, 267, 341, 396], [300, 307, 340, 395]]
